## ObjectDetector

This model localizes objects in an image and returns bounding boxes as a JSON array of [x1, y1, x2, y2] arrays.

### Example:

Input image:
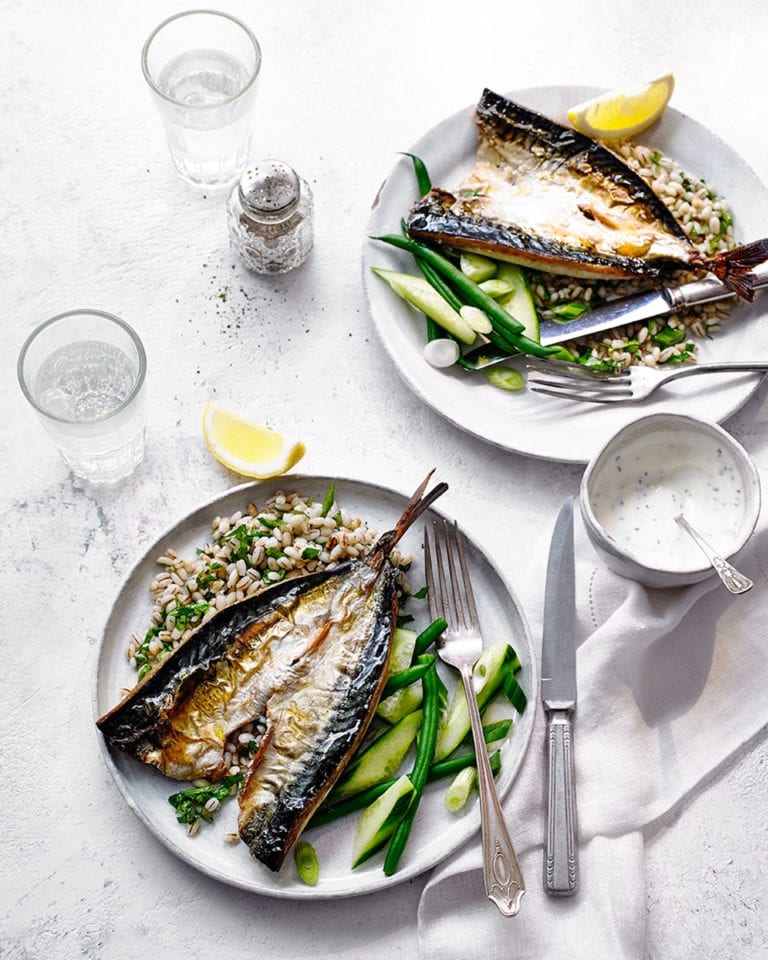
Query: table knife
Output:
[[461, 266, 768, 368], [541, 497, 578, 897]]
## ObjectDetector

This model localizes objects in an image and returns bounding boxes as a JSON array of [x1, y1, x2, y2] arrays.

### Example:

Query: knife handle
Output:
[[672, 262, 768, 309], [544, 710, 578, 896]]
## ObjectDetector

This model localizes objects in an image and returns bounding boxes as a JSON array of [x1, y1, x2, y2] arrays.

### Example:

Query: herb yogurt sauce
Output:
[[590, 435, 744, 570]]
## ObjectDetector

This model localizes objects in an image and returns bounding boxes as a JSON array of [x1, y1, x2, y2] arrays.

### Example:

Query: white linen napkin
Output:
[[418, 508, 768, 959]]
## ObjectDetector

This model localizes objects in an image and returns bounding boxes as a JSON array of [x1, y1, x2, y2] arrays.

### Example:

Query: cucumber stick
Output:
[[388, 627, 417, 675], [494, 264, 540, 343], [352, 774, 415, 868], [372, 268, 476, 345], [376, 681, 423, 723], [329, 710, 422, 801], [433, 643, 512, 761]]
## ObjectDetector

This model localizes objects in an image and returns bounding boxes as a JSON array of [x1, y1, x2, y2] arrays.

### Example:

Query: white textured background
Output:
[[2, 1, 767, 957]]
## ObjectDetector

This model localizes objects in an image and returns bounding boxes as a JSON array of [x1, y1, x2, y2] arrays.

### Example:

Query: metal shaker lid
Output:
[[238, 160, 301, 220]]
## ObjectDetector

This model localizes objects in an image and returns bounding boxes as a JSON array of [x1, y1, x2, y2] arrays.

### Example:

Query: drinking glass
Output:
[[141, 9, 262, 187], [17, 310, 147, 484]]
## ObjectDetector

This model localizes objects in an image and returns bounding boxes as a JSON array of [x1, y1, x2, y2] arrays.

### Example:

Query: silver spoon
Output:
[[674, 514, 753, 595]]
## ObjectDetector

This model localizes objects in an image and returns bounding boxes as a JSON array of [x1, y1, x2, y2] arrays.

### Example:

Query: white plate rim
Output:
[[93, 473, 537, 899], [362, 84, 768, 463]]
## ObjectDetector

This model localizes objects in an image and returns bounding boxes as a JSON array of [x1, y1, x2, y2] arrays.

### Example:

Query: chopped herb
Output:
[[173, 602, 211, 630], [650, 150, 662, 167], [261, 568, 286, 585], [321, 482, 335, 517], [264, 547, 287, 559], [576, 354, 621, 373], [258, 516, 281, 530], [664, 350, 693, 364], [624, 340, 640, 354], [301, 546, 322, 560], [412, 586, 429, 600], [396, 614, 415, 628], [168, 774, 243, 826], [332, 511, 342, 526], [690, 223, 699, 237]]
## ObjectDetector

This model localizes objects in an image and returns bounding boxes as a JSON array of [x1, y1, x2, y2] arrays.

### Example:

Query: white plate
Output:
[[93, 475, 536, 899], [363, 86, 768, 463]]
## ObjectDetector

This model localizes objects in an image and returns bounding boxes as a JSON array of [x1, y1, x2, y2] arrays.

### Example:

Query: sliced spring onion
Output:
[[459, 305, 493, 335], [484, 367, 525, 392], [444, 766, 477, 814], [293, 840, 320, 886], [551, 301, 590, 321], [460, 252, 498, 283], [423, 338, 460, 368], [478, 279, 514, 298]]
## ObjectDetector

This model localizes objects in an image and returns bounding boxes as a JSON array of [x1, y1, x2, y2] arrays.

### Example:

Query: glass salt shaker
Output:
[[227, 159, 314, 274]]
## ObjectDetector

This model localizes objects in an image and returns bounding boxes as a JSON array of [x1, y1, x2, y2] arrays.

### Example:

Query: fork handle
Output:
[[544, 710, 578, 896], [460, 665, 526, 916]]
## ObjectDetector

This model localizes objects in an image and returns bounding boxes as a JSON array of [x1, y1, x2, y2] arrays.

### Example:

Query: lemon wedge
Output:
[[567, 74, 675, 140], [202, 404, 306, 478]]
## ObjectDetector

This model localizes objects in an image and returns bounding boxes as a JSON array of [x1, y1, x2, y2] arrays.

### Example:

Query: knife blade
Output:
[[461, 266, 768, 369], [538, 274, 740, 346], [541, 496, 578, 897]]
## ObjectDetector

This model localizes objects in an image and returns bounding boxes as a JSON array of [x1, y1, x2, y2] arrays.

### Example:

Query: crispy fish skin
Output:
[[97, 565, 356, 781], [407, 88, 694, 281], [237, 560, 396, 871]]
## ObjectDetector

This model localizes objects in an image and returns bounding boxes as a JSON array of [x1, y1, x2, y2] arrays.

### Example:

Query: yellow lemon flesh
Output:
[[567, 74, 675, 140], [202, 404, 306, 479]]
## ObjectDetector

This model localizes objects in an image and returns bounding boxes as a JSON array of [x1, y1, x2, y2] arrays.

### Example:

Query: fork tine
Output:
[[454, 523, 480, 630], [442, 521, 469, 632], [431, 520, 458, 629], [423, 524, 439, 623], [526, 358, 631, 381], [528, 383, 631, 403]]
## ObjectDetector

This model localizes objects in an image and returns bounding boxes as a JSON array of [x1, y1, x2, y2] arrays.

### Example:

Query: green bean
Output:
[[382, 655, 436, 698], [400, 152, 432, 196], [412, 617, 447, 658], [383, 656, 441, 875], [373, 234, 565, 362], [308, 750, 502, 828]]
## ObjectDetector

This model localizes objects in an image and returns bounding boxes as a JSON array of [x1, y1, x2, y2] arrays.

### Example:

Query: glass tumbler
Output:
[[17, 310, 147, 484], [141, 9, 262, 187]]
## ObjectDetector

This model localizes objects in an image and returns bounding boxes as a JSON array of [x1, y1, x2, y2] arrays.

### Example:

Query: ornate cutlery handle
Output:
[[460, 666, 525, 916], [545, 710, 578, 896]]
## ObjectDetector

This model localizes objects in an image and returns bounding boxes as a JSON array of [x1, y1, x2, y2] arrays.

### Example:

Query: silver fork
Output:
[[424, 519, 525, 916], [526, 359, 768, 403]]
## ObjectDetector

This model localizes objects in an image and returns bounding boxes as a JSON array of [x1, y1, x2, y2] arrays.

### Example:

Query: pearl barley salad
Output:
[[125, 482, 412, 835]]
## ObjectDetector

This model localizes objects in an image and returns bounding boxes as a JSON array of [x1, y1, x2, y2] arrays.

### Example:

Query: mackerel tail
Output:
[[699, 238, 768, 301], [367, 470, 448, 567]]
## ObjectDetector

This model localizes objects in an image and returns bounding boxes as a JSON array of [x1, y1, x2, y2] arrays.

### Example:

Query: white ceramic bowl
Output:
[[580, 413, 761, 589]]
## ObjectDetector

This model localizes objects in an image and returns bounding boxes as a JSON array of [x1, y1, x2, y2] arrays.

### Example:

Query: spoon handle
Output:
[[675, 515, 753, 595]]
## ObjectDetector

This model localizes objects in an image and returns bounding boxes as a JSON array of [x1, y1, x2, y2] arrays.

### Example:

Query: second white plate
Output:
[[363, 85, 768, 463], [93, 475, 536, 899]]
